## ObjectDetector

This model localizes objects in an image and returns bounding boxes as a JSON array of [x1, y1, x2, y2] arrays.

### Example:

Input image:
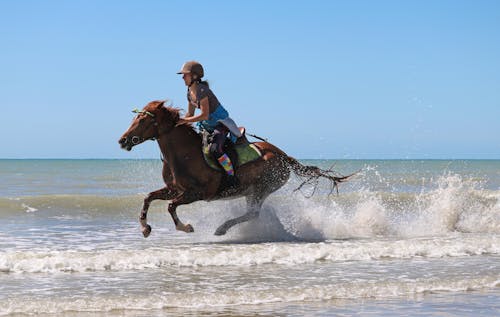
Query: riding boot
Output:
[[217, 153, 239, 188]]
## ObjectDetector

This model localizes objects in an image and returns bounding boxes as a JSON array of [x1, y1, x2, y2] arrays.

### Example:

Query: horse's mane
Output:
[[145, 100, 198, 135], [164, 106, 181, 122], [162, 105, 198, 135]]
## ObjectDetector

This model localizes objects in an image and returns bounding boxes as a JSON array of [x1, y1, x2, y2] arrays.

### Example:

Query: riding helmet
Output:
[[177, 61, 204, 79]]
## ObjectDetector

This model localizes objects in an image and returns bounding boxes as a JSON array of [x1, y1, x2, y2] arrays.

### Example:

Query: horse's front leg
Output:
[[140, 185, 177, 238], [167, 191, 200, 233]]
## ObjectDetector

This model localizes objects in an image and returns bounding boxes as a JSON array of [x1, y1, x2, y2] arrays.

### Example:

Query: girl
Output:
[[177, 61, 241, 186]]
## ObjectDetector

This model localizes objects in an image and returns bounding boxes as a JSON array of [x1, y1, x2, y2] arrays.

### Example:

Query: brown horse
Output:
[[119, 100, 352, 237]]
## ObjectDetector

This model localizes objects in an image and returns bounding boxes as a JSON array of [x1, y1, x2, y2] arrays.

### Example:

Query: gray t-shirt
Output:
[[187, 83, 221, 114]]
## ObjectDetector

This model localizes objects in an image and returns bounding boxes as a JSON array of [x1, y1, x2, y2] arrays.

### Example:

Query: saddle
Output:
[[202, 127, 262, 172]]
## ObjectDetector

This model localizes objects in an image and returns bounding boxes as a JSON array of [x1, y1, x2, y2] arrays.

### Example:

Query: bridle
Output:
[[130, 108, 160, 144]]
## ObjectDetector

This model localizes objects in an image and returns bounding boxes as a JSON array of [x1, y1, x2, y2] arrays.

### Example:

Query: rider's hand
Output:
[[176, 118, 188, 126]]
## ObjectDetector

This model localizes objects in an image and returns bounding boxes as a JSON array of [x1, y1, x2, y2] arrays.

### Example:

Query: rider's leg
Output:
[[217, 154, 235, 176], [210, 124, 238, 186]]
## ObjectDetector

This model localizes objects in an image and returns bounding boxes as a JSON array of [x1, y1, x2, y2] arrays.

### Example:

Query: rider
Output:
[[176, 61, 240, 187]]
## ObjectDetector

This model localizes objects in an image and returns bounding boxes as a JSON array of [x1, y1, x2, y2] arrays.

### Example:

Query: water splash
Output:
[[204, 169, 500, 241]]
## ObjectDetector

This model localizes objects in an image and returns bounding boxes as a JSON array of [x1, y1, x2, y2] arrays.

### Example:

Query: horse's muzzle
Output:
[[119, 137, 133, 151]]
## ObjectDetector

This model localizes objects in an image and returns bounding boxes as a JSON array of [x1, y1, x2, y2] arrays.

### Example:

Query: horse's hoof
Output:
[[176, 224, 194, 233], [214, 226, 227, 236], [185, 224, 194, 233], [142, 224, 152, 238]]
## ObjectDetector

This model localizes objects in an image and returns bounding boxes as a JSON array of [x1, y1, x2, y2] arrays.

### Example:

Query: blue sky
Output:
[[1, 0, 499, 159]]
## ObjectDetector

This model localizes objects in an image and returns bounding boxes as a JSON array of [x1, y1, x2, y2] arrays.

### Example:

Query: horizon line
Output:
[[1, 157, 500, 161]]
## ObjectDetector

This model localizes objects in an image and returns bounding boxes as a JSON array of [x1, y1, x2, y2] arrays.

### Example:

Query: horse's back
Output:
[[253, 141, 287, 159]]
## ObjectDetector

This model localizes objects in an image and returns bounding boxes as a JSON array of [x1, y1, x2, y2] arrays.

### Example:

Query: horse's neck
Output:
[[157, 125, 202, 165]]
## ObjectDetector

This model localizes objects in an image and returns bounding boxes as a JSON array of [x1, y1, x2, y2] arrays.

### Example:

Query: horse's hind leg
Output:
[[214, 194, 266, 236], [140, 185, 177, 238]]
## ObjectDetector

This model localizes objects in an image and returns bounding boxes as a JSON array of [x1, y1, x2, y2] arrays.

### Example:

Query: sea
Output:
[[0, 159, 498, 316]]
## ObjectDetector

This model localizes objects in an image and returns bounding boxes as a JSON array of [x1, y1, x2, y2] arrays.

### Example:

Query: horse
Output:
[[119, 100, 353, 237]]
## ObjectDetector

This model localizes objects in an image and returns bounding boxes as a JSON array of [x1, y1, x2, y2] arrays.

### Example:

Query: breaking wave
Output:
[[1, 234, 498, 273], [1, 276, 498, 315]]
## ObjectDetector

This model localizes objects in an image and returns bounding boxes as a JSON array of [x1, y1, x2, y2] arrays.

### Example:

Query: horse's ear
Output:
[[156, 100, 168, 109]]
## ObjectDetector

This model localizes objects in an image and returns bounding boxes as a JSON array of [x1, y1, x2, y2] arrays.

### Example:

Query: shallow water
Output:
[[0, 159, 499, 316]]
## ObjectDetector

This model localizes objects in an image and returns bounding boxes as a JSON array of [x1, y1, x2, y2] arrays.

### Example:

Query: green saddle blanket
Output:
[[203, 143, 262, 171]]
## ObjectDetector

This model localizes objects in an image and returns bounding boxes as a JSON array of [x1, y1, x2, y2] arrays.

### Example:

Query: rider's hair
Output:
[[197, 79, 209, 88]]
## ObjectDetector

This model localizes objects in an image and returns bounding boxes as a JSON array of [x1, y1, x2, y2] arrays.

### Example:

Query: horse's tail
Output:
[[281, 155, 356, 195]]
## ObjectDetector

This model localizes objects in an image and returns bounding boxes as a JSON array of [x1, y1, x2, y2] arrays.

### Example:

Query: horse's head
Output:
[[118, 100, 180, 151]]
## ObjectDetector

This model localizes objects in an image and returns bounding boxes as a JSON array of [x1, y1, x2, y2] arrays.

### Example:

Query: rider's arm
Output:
[[181, 97, 209, 123], [186, 101, 195, 117]]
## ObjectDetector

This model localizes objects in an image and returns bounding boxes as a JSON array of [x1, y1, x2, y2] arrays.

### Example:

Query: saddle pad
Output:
[[203, 143, 262, 171]]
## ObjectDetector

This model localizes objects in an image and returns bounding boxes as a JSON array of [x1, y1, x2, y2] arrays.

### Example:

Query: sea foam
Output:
[[1, 233, 498, 274]]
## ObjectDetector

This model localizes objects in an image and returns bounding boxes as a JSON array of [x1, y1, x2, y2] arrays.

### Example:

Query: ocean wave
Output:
[[1, 235, 498, 273], [1, 275, 498, 315]]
